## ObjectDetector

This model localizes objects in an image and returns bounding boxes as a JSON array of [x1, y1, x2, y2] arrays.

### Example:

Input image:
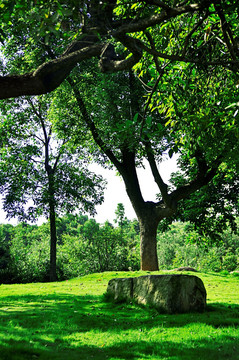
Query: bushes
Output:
[[223, 253, 238, 272], [157, 222, 239, 272], [0, 215, 140, 283], [1, 215, 237, 284], [57, 234, 86, 280], [6, 224, 50, 283], [199, 247, 223, 272]]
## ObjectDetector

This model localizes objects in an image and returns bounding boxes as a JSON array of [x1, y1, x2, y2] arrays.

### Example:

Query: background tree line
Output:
[[0, 206, 238, 284], [0, 208, 140, 283]]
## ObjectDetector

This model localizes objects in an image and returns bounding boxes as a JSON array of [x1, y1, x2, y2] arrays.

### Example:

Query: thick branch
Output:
[[99, 34, 142, 73], [169, 158, 220, 205], [120, 149, 146, 217], [53, 151, 62, 174], [0, 44, 104, 100]]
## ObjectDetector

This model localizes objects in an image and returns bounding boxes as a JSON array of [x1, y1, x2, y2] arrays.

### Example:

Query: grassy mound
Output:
[[0, 271, 238, 359]]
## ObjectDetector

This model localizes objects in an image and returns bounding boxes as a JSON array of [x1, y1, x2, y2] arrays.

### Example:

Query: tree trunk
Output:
[[49, 201, 57, 282], [139, 216, 159, 271], [118, 152, 162, 271]]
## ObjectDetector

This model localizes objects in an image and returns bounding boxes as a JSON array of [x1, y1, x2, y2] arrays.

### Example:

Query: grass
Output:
[[0, 270, 238, 360]]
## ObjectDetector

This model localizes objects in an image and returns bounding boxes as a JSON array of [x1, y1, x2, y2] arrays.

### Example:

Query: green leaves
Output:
[[172, 165, 239, 243], [0, 90, 106, 223]]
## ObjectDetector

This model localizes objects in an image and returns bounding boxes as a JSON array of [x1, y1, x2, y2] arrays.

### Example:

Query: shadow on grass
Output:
[[0, 293, 238, 359], [0, 335, 238, 360]]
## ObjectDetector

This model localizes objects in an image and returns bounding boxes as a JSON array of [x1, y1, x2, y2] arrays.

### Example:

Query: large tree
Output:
[[0, 1, 239, 99], [1, 1, 239, 270], [0, 93, 105, 281], [62, 56, 238, 270]]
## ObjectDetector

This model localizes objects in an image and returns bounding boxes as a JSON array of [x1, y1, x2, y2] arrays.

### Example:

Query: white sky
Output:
[[0, 156, 178, 226]]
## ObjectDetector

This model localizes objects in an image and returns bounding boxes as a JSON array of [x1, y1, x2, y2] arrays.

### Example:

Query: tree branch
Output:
[[144, 30, 163, 73], [214, 1, 238, 60], [113, 1, 210, 37], [169, 153, 221, 205], [29, 99, 52, 174], [67, 77, 123, 172], [138, 31, 169, 138], [0, 44, 104, 100], [133, 36, 238, 67], [145, 143, 171, 206], [99, 34, 143, 73], [182, 11, 209, 56]]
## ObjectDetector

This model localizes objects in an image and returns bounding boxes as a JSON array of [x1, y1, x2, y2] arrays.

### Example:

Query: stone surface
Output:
[[107, 274, 206, 314], [107, 277, 133, 302], [172, 266, 197, 272]]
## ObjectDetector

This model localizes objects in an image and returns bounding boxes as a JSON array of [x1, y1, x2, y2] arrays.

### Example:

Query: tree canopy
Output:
[[1, 0, 239, 271], [0, 1, 239, 99]]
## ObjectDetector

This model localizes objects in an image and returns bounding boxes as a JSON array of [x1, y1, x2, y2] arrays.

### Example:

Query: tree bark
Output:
[[49, 200, 57, 282], [119, 152, 162, 271], [139, 215, 159, 271]]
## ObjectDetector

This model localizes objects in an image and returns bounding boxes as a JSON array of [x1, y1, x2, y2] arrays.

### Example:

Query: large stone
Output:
[[107, 274, 206, 314]]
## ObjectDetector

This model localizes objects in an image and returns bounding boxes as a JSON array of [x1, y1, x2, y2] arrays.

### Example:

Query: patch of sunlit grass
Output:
[[0, 271, 238, 359]]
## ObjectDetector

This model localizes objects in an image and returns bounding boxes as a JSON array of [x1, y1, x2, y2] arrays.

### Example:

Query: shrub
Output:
[[57, 234, 86, 280], [9, 235, 50, 283], [223, 253, 238, 272]]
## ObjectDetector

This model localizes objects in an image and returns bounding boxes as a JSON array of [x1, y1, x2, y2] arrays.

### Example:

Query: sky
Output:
[[0, 156, 178, 226]]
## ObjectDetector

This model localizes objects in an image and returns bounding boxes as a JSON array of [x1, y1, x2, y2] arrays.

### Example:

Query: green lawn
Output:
[[0, 271, 238, 360]]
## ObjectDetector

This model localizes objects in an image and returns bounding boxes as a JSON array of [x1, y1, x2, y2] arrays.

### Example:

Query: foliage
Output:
[[157, 221, 239, 272], [58, 215, 140, 275], [1, 1, 239, 273], [0, 222, 50, 283], [169, 161, 239, 243], [0, 94, 105, 222], [0, 271, 238, 359], [0, 212, 140, 283], [1, 212, 238, 284], [1, 1, 239, 100], [0, 223, 14, 280]]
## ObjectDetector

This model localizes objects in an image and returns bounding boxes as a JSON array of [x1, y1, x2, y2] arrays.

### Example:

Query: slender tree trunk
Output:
[[47, 171, 57, 282], [139, 216, 159, 271], [49, 201, 57, 282]]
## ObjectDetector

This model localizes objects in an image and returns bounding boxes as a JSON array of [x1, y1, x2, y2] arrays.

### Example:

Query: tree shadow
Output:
[[0, 293, 238, 359], [0, 335, 238, 360]]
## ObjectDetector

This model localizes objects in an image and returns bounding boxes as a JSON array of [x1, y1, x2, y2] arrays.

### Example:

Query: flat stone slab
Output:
[[107, 274, 206, 314]]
